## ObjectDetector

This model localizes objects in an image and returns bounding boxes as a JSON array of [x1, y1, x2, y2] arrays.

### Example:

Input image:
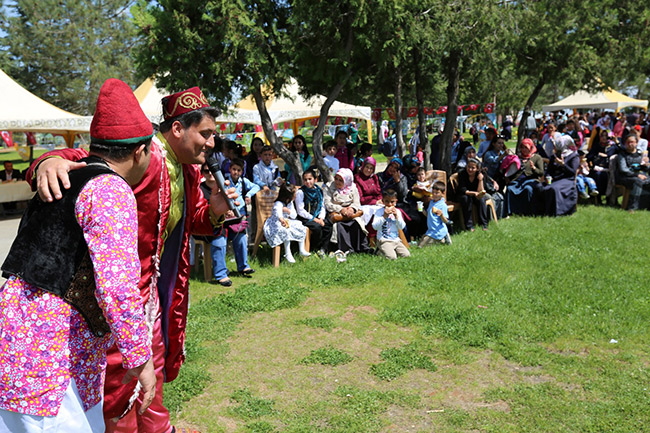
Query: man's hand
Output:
[[36, 158, 87, 202], [209, 183, 238, 217], [121, 357, 156, 415]]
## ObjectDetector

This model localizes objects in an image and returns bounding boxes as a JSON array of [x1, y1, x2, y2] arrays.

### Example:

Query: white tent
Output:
[[0, 69, 91, 145], [219, 79, 371, 125], [133, 78, 166, 124], [542, 88, 648, 112]]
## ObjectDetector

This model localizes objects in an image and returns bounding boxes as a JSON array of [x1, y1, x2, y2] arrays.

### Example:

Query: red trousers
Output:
[[103, 316, 173, 433]]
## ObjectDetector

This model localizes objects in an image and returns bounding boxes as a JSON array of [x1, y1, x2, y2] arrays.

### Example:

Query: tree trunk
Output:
[[438, 50, 460, 175], [312, 79, 348, 183], [414, 49, 429, 169], [516, 74, 546, 152], [311, 22, 355, 183], [394, 68, 406, 158], [252, 86, 301, 184]]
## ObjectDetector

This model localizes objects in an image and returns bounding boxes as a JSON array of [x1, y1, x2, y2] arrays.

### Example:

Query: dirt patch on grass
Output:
[[381, 404, 434, 432]]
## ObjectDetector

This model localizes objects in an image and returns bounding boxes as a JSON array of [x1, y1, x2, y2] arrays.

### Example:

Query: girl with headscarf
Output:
[[506, 138, 545, 215], [455, 158, 490, 230], [354, 156, 382, 206], [542, 135, 580, 216], [324, 168, 370, 258]]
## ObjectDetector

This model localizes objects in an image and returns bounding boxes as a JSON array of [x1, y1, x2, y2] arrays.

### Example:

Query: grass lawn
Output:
[[166, 205, 650, 432]]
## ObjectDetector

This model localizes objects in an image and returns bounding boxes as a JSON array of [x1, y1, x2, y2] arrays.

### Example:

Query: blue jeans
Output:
[[210, 231, 249, 280], [576, 174, 597, 194]]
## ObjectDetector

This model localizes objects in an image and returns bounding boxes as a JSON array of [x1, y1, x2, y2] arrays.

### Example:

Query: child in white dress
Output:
[[263, 183, 310, 263]]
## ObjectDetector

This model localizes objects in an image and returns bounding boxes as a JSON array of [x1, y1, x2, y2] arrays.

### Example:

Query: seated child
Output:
[[354, 142, 373, 174], [295, 169, 332, 257], [334, 130, 354, 171], [372, 189, 410, 260], [419, 181, 452, 246], [576, 154, 599, 199], [411, 167, 433, 200], [205, 158, 260, 286], [253, 145, 284, 191], [323, 140, 340, 177], [264, 183, 310, 263]]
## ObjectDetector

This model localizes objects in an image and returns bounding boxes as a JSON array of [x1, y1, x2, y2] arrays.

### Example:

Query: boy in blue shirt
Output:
[[253, 145, 283, 190], [372, 189, 410, 260], [209, 158, 260, 285], [419, 181, 452, 246]]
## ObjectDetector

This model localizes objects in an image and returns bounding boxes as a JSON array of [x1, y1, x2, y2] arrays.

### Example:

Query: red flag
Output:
[[386, 108, 396, 120], [254, 125, 263, 132], [407, 107, 418, 118], [334, 117, 342, 125], [311, 117, 319, 127], [484, 103, 495, 113], [457, 105, 465, 115], [423, 107, 433, 115], [371, 108, 382, 121], [1, 131, 13, 147], [219, 123, 227, 132], [235, 123, 244, 131], [25, 132, 37, 145], [466, 104, 480, 112], [436, 106, 448, 115]]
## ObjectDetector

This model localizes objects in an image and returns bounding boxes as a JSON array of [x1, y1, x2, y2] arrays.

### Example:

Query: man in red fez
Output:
[[26, 86, 236, 433], [1, 78, 156, 432]]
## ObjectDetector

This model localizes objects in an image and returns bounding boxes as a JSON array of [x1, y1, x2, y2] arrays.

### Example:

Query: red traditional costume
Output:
[[26, 87, 221, 433]]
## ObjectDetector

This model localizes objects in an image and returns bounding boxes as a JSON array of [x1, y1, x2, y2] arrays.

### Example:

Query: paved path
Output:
[[0, 215, 21, 285]]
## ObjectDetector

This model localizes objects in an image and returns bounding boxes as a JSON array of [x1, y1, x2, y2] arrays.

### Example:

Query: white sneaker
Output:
[[299, 250, 311, 257], [334, 250, 347, 263], [285, 253, 296, 264]]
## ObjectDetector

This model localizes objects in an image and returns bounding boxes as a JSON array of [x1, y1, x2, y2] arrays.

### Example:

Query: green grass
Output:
[[167, 206, 650, 432], [301, 346, 354, 366]]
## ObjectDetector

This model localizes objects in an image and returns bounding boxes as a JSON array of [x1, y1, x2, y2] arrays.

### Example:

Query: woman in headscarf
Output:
[[378, 157, 408, 204], [506, 138, 545, 216], [542, 135, 580, 216], [354, 156, 382, 206], [324, 168, 370, 259]]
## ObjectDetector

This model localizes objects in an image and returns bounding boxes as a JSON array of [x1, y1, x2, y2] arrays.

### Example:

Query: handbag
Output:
[[330, 209, 364, 222], [224, 216, 248, 234]]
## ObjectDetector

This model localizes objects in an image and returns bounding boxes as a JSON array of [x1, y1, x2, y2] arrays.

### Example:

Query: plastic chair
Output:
[[447, 172, 497, 230]]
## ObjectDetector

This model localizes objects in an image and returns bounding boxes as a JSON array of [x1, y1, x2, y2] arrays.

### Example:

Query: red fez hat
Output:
[[162, 87, 210, 120], [91, 78, 153, 145]]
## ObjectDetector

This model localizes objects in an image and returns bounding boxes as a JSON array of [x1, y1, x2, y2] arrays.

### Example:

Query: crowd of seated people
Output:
[[195, 111, 649, 277]]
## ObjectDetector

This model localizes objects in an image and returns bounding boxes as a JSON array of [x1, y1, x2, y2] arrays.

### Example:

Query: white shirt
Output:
[[323, 155, 339, 174], [372, 207, 405, 241], [294, 189, 325, 220]]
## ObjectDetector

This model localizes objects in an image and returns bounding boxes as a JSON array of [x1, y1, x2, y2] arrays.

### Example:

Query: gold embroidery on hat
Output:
[[164, 90, 209, 118]]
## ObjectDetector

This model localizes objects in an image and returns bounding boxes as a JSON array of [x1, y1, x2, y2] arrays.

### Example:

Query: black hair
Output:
[[432, 180, 446, 192], [356, 142, 373, 158], [382, 189, 398, 200], [486, 134, 506, 153], [324, 140, 337, 150], [416, 166, 426, 174], [336, 129, 348, 138], [250, 136, 264, 151], [291, 134, 309, 157], [302, 168, 318, 179], [213, 135, 224, 153], [276, 183, 295, 205], [260, 145, 274, 154], [225, 140, 243, 157], [158, 106, 220, 133], [230, 157, 245, 169], [89, 138, 151, 162]]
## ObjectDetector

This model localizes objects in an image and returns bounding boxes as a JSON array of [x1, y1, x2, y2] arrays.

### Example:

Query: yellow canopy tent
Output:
[[542, 87, 648, 112], [0, 69, 91, 147], [218, 79, 373, 142]]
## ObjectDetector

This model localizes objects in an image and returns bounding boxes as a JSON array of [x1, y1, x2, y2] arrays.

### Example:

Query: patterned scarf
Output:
[[301, 184, 323, 218]]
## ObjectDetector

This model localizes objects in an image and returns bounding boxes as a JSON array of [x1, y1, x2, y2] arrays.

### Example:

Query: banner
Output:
[[484, 103, 495, 113], [466, 104, 480, 112], [25, 132, 37, 145], [436, 106, 448, 115], [457, 105, 465, 115], [386, 107, 396, 120], [407, 107, 418, 118], [423, 106, 433, 115], [1, 131, 13, 147], [371, 108, 382, 121]]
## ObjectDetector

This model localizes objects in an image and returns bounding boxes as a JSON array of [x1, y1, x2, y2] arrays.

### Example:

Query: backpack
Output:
[[382, 135, 397, 157]]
